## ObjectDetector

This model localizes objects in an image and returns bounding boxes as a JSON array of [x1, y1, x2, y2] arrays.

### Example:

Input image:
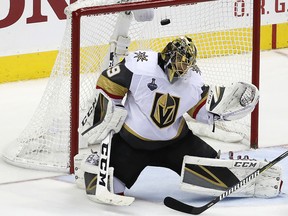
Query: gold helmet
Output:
[[161, 36, 197, 83]]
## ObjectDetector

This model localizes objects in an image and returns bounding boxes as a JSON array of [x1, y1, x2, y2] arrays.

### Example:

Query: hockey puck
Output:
[[160, 18, 171, 26]]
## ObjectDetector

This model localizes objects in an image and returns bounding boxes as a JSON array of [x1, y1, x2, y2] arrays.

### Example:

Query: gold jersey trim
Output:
[[187, 93, 207, 118], [123, 117, 187, 141], [97, 74, 128, 98]]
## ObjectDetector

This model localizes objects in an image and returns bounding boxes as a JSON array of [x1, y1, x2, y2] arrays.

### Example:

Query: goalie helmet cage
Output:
[[2, 0, 260, 174]]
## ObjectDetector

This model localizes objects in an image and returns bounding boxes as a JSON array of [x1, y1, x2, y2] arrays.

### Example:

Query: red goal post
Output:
[[70, 0, 261, 173], [2, 0, 260, 174]]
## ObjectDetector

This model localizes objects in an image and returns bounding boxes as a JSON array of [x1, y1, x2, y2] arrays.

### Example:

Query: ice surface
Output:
[[0, 49, 288, 215]]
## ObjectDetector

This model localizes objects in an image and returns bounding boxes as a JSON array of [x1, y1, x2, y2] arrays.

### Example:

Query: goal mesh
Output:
[[2, 0, 258, 172]]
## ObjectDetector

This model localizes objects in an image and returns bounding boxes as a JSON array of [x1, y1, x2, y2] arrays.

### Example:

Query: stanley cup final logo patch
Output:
[[150, 93, 180, 128], [147, 78, 158, 91]]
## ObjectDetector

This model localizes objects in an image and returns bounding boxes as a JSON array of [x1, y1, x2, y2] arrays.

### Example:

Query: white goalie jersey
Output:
[[96, 51, 213, 149]]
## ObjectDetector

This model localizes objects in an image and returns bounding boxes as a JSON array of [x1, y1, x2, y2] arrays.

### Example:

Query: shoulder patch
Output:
[[133, 51, 149, 62]]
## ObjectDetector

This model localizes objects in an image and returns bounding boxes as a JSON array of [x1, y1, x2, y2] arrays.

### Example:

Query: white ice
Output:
[[0, 49, 288, 215]]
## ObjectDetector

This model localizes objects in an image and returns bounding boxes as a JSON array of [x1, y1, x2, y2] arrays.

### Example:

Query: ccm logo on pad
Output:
[[233, 161, 258, 168]]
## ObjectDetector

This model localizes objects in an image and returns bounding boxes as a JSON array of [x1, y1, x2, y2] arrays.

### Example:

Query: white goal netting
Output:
[[2, 0, 256, 172]]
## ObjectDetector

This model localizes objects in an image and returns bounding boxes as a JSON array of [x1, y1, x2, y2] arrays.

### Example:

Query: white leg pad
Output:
[[74, 152, 89, 189], [181, 156, 283, 198], [73, 151, 114, 192]]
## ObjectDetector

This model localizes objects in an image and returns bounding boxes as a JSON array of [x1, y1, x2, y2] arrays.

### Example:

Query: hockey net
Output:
[[2, 0, 260, 173]]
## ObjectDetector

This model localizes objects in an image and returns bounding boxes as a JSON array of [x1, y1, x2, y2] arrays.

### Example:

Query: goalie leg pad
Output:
[[74, 152, 89, 189], [180, 156, 282, 198], [114, 35, 131, 56], [74, 151, 116, 199], [132, 8, 154, 22]]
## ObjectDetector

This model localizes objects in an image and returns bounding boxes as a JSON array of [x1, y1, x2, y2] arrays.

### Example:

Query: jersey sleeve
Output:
[[187, 85, 214, 124], [96, 60, 133, 104]]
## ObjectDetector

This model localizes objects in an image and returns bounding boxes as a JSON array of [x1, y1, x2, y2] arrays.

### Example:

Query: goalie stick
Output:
[[95, 130, 135, 205], [164, 150, 288, 215], [94, 2, 135, 205]]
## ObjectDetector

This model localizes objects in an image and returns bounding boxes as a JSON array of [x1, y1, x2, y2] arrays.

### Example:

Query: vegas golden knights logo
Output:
[[151, 93, 180, 128]]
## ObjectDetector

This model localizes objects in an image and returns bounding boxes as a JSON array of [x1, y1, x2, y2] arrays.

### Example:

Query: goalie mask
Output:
[[161, 36, 197, 83]]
